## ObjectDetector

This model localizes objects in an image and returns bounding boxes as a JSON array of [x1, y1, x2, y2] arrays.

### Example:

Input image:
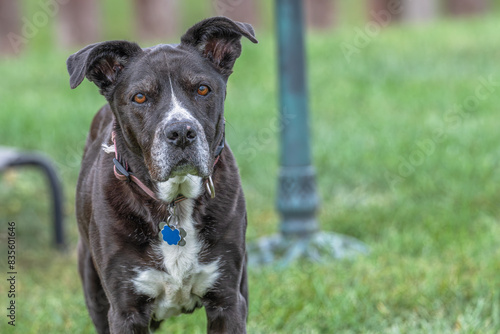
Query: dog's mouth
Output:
[[149, 157, 210, 182], [169, 159, 200, 177]]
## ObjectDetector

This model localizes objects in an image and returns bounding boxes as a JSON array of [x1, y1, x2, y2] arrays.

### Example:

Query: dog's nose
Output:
[[165, 123, 197, 149]]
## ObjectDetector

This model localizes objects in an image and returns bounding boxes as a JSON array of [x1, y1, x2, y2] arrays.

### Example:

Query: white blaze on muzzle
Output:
[[150, 77, 211, 181]]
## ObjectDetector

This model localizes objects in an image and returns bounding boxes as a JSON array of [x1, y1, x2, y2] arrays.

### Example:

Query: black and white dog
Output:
[[67, 17, 257, 333]]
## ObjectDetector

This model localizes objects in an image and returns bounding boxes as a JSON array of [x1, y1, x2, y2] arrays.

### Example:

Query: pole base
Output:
[[248, 232, 369, 267]]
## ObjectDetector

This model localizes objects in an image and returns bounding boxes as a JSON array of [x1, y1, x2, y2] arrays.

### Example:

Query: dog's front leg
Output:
[[203, 249, 248, 334], [78, 240, 111, 334], [101, 258, 155, 334], [107, 304, 153, 334], [204, 288, 248, 334]]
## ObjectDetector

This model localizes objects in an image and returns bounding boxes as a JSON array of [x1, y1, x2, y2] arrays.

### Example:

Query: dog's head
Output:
[[67, 17, 257, 182]]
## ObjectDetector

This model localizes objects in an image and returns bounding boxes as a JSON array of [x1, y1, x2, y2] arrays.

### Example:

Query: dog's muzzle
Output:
[[149, 120, 211, 182]]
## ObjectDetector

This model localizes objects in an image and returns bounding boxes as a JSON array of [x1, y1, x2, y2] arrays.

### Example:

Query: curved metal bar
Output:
[[1, 149, 66, 250]]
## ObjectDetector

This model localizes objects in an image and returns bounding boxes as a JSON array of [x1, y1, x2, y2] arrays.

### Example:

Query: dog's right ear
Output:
[[67, 40, 143, 94], [181, 17, 258, 77]]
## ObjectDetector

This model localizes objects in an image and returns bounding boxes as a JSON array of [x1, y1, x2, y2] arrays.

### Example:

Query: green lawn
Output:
[[1, 7, 500, 334]]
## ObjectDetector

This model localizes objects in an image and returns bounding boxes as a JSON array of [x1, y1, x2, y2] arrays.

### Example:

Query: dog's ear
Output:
[[180, 17, 258, 76], [67, 40, 143, 94]]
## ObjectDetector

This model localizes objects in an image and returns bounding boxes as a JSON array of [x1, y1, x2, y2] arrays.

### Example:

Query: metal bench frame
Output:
[[0, 147, 65, 250]]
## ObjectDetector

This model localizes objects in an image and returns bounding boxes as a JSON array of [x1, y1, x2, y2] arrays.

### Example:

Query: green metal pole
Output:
[[247, 0, 368, 265], [276, 0, 319, 237]]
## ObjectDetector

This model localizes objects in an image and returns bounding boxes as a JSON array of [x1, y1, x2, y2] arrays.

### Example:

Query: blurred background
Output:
[[1, 0, 500, 333]]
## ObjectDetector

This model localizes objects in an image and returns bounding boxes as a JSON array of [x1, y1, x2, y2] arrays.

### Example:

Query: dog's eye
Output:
[[197, 85, 210, 96], [133, 93, 147, 104]]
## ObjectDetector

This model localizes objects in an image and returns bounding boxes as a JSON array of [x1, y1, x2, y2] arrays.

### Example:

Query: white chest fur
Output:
[[132, 177, 220, 320]]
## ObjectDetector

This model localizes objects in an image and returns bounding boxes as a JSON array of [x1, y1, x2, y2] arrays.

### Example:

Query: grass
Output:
[[1, 4, 500, 334]]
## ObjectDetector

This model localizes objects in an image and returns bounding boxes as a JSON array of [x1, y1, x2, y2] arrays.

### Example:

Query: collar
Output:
[[111, 131, 223, 203]]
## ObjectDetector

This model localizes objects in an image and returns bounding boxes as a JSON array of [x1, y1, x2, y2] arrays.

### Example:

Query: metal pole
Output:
[[247, 1, 369, 265], [276, 0, 319, 237]]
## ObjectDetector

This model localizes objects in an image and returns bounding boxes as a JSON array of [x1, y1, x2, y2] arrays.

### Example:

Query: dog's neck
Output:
[[111, 125, 150, 174], [103, 124, 212, 206]]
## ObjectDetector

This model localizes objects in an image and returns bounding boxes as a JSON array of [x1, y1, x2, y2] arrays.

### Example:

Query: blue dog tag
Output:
[[159, 223, 186, 246]]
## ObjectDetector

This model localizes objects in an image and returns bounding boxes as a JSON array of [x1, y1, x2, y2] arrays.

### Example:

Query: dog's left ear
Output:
[[181, 16, 258, 76]]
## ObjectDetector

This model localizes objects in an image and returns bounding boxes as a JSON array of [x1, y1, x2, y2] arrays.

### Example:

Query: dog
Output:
[[66, 17, 257, 333]]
